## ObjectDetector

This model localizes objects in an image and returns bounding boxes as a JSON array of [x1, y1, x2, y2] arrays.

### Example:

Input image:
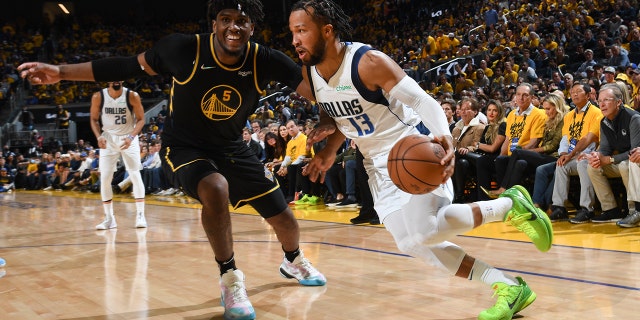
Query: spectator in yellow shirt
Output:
[[503, 61, 519, 87], [277, 119, 309, 202]]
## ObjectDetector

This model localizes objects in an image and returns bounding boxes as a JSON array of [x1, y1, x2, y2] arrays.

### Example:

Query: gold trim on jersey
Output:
[[174, 34, 201, 86], [252, 43, 265, 96], [231, 185, 281, 210], [211, 34, 251, 71], [168, 84, 175, 115]]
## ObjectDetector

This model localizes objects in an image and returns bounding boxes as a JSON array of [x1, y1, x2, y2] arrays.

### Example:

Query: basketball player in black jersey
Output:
[[19, 1, 325, 319]]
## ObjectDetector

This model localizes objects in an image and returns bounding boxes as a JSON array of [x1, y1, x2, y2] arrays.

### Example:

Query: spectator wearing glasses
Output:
[[586, 84, 640, 223]]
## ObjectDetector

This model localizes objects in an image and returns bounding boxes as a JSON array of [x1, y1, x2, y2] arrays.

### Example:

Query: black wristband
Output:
[[92, 56, 148, 82]]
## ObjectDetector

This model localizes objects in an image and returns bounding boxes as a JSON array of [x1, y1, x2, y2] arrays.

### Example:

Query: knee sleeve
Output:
[[100, 172, 114, 202], [437, 203, 475, 236], [384, 204, 472, 256], [386, 211, 466, 274], [128, 170, 145, 199]]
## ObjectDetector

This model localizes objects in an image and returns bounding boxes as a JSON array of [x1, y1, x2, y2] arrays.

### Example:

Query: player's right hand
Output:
[[305, 123, 336, 150], [302, 148, 335, 183], [17, 62, 62, 85], [432, 135, 455, 184]]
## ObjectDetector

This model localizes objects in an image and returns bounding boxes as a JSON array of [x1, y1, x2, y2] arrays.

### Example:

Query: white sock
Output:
[[103, 202, 114, 217], [135, 200, 145, 215], [476, 198, 513, 224], [469, 258, 517, 286]]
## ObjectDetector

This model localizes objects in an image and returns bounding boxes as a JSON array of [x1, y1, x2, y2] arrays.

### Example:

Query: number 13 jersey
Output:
[[308, 42, 423, 159]]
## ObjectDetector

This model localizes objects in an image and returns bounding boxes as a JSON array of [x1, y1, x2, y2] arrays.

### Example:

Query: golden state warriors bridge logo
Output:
[[201, 85, 242, 121]]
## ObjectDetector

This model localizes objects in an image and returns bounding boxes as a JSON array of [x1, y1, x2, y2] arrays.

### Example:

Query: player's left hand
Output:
[[432, 135, 455, 184], [120, 137, 132, 150], [306, 123, 336, 150]]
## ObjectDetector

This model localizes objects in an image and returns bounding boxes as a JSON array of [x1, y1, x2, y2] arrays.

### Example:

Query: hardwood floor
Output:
[[0, 190, 639, 319]]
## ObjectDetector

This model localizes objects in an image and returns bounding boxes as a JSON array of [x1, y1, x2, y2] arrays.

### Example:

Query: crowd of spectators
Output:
[[2, 0, 640, 225], [7, 1, 640, 111]]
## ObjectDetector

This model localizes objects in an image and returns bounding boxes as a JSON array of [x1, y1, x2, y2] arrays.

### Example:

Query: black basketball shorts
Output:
[[160, 143, 287, 218]]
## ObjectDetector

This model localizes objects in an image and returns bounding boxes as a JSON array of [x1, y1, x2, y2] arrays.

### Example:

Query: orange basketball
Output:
[[387, 134, 446, 194]]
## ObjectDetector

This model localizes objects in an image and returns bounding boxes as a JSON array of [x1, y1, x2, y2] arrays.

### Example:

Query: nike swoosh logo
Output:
[[200, 64, 216, 70], [508, 288, 523, 309]]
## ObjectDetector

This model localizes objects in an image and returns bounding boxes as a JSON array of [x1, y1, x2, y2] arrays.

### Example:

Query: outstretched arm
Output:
[[18, 61, 94, 85], [18, 53, 155, 84]]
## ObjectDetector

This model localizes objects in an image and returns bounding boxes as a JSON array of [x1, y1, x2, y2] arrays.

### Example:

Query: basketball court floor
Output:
[[0, 190, 639, 319]]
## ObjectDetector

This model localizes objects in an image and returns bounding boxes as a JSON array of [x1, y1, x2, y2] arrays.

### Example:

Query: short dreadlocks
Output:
[[291, 0, 353, 40], [207, 0, 265, 23]]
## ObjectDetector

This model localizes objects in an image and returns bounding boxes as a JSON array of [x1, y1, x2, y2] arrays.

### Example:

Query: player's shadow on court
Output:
[[59, 282, 301, 320]]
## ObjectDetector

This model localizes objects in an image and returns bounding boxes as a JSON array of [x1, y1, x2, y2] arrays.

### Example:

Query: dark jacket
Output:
[[599, 107, 640, 163]]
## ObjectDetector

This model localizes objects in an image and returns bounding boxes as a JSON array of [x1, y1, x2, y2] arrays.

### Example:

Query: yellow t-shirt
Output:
[[561, 104, 603, 148], [503, 70, 519, 86], [483, 67, 494, 78], [505, 106, 547, 155], [437, 82, 454, 94], [285, 132, 308, 164]]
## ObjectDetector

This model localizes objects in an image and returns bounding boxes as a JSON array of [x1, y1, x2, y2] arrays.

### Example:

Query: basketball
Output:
[[387, 134, 446, 194]]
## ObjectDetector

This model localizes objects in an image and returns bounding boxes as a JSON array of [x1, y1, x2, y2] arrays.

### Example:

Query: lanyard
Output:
[[509, 114, 527, 138], [569, 103, 590, 140]]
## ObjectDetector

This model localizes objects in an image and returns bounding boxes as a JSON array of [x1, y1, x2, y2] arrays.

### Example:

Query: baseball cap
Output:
[[585, 49, 593, 54], [604, 66, 616, 73], [1, 168, 6, 172], [586, 66, 594, 72], [80, 152, 87, 157], [448, 32, 455, 37]]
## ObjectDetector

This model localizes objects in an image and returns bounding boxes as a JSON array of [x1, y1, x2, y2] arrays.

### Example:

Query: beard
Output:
[[301, 38, 327, 66], [112, 84, 122, 90]]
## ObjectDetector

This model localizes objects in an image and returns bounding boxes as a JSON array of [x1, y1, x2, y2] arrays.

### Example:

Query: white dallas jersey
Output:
[[309, 42, 452, 216], [100, 88, 135, 136], [309, 42, 425, 159]]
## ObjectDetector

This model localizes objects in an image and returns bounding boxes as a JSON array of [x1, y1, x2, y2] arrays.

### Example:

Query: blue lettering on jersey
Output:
[[104, 107, 127, 114], [319, 99, 363, 117]]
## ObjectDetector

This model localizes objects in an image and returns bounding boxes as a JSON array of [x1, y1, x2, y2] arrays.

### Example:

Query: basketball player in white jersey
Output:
[[291, 1, 553, 319], [90, 81, 147, 229]]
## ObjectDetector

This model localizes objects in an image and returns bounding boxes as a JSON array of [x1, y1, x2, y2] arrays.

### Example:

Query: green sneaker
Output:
[[295, 194, 311, 205], [499, 185, 553, 252], [306, 195, 322, 205], [478, 277, 536, 320]]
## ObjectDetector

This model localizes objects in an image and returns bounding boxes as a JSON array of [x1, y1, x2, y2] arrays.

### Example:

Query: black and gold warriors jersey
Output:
[[144, 33, 302, 148]]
